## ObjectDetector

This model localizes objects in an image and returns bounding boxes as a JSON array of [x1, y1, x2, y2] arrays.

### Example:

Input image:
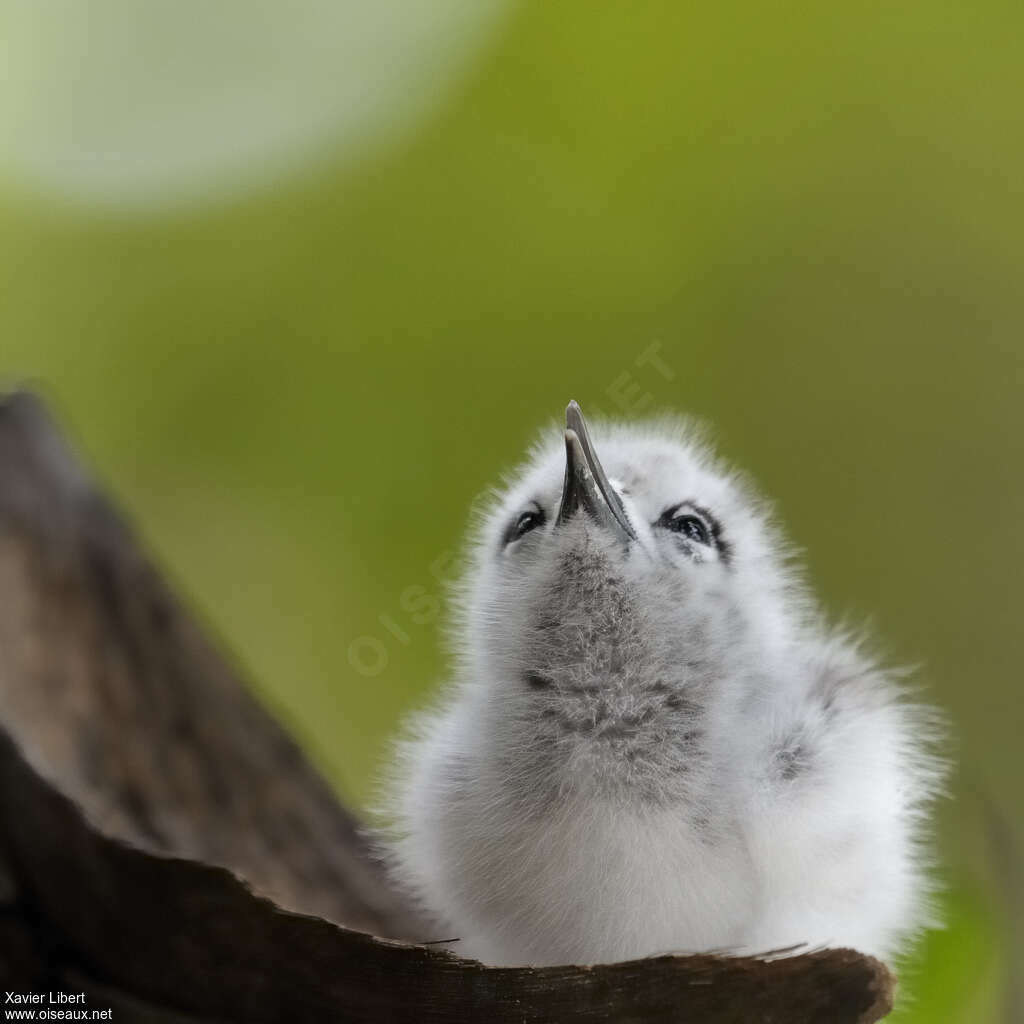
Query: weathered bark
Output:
[[0, 391, 412, 939], [0, 391, 895, 1022]]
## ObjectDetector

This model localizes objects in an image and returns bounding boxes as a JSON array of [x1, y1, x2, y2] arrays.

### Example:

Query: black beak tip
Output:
[[566, 399, 584, 431], [557, 400, 638, 544]]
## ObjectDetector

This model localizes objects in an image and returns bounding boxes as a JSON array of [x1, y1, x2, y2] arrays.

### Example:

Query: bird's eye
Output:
[[669, 514, 710, 545], [656, 504, 720, 552], [504, 507, 545, 546]]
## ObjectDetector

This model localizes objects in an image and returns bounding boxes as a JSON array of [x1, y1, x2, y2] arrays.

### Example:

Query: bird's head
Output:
[[456, 402, 806, 808]]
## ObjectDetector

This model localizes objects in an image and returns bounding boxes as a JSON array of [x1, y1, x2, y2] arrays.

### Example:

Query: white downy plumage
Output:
[[384, 401, 944, 967]]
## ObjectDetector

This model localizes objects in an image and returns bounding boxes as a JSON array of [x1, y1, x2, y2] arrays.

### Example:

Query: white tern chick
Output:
[[386, 401, 942, 967]]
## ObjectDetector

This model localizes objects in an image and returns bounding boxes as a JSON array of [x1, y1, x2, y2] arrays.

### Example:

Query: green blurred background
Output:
[[1, 2, 1021, 1018]]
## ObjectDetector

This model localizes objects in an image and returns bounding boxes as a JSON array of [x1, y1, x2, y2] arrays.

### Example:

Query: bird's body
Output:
[[385, 403, 942, 967]]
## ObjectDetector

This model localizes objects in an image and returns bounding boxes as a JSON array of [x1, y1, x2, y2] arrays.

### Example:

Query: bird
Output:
[[384, 400, 944, 968]]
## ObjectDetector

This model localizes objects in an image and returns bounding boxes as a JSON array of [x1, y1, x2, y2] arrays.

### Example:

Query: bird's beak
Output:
[[556, 401, 637, 544]]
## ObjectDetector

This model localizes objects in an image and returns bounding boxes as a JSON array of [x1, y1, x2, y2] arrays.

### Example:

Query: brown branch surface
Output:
[[0, 391, 894, 1022]]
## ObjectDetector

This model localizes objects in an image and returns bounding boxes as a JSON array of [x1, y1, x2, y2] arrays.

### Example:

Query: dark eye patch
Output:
[[671, 514, 710, 545], [503, 504, 546, 546], [655, 502, 730, 563]]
